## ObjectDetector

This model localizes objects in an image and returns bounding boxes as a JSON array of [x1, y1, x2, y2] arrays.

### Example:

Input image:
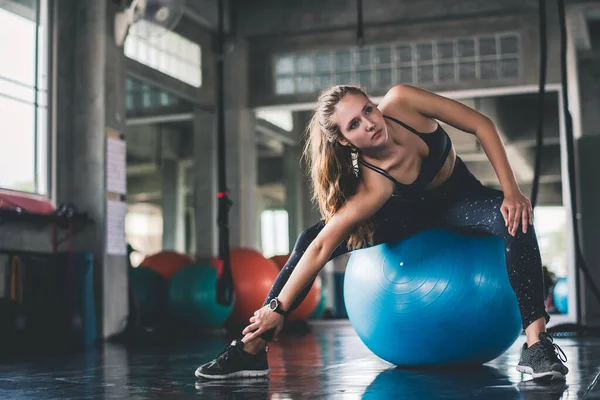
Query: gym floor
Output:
[[0, 321, 597, 399]]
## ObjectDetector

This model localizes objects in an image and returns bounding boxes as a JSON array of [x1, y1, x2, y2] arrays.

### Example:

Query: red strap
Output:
[[216, 259, 224, 279]]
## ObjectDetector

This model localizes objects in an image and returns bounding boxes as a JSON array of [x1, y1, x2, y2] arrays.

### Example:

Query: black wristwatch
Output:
[[269, 297, 289, 316]]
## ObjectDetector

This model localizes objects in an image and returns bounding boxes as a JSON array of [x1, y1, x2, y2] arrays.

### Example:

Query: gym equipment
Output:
[[344, 229, 522, 366], [140, 251, 193, 280], [553, 277, 569, 314], [168, 263, 233, 329]]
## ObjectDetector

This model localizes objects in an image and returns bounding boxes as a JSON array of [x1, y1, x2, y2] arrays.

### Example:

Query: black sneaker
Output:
[[194, 340, 269, 380], [517, 332, 569, 380]]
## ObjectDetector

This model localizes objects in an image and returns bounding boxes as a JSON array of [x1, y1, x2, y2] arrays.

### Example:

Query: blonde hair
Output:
[[302, 85, 374, 250]]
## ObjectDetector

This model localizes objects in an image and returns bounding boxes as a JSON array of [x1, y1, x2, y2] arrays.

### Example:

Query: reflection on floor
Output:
[[0, 321, 598, 399]]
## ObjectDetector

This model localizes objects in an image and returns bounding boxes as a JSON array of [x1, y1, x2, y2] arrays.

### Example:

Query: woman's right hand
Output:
[[241, 305, 285, 343]]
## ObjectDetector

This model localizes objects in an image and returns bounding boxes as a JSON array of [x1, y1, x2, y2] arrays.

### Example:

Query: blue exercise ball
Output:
[[344, 229, 522, 366], [553, 277, 568, 314]]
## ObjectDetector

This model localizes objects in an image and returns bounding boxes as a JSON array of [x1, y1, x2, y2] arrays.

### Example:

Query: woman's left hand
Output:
[[241, 305, 285, 343], [500, 191, 533, 236]]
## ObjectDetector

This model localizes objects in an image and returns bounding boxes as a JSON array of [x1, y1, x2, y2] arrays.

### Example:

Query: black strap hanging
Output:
[[530, 0, 546, 209], [215, 0, 233, 306], [356, 0, 364, 47]]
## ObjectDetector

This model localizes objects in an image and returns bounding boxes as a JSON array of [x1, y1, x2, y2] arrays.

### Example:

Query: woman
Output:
[[195, 84, 568, 381]]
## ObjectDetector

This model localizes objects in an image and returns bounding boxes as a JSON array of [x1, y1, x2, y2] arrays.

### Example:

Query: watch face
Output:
[[269, 298, 278, 310]]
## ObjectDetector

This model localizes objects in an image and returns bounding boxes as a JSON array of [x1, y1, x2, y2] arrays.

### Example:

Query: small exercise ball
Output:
[[553, 277, 568, 314], [129, 267, 168, 328], [269, 253, 321, 321], [141, 251, 194, 280], [214, 248, 280, 325], [309, 282, 328, 319], [168, 263, 233, 329], [344, 229, 522, 366]]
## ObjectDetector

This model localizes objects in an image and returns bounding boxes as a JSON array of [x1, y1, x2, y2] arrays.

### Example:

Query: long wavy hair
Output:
[[302, 85, 374, 250]]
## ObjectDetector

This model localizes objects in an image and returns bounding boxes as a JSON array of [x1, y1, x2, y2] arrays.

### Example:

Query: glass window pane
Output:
[[417, 65, 434, 83], [395, 44, 412, 63], [295, 75, 314, 93], [480, 60, 498, 79], [160, 92, 169, 106], [315, 52, 332, 73], [375, 69, 392, 87], [374, 46, 391, 64], [275, 76, 294, 94], [335, 50, 351, 71], [355, 48, 371, 67], [0, 7, 36, 85], [500, 58, 519, 78], [0, 97, 35, 191], [397, 66, 413, 83], [295, 54, 313, 74], [458, 61, 477, 80], [315, 73, 332, 90], [436, 41, 454, 60], [416, 43, 433, 62], [500, 35, 518, 55], [357, 70, 372, 87], [126, 94, 134, 110], [438, 63, 455, 82], [0, 78, 34, 103], [478, 36, 497, 56], [334, 72, 352, 85], [275, 56, 294, 74], [457, 38, 475, 58]]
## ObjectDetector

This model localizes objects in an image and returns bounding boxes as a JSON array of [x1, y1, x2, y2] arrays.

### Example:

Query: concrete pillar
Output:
[[161, 159, 185, 252], [224, 39, 258, 249], [284, 113, 306, 248], [284, 144, 302, 249], [55, 0, 129, 339], [193, 109, 218, 261], [103, 0, 129, 339]]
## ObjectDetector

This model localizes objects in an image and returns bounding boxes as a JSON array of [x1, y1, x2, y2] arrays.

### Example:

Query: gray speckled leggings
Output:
[[264, 157, 550, 332]]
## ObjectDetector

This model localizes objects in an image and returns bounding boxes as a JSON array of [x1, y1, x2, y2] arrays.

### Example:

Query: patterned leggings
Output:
[[264, 157, 550, 331]]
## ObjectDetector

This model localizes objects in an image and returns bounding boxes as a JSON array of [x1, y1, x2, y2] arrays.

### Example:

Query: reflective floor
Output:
[[0, 321, 598, 399]]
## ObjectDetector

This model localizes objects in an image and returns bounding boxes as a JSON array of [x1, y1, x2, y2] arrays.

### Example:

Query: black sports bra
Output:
[[358, 115, 452, 198]]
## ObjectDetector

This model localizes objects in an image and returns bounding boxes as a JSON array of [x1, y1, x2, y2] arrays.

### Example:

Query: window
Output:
[[125, 76, 182, 112], [261, 210, 289, 258], [124, 21, 202, 88], [273, 33, 520, 94], [126, 203, 164, 266], [0, 0, 49, 194]]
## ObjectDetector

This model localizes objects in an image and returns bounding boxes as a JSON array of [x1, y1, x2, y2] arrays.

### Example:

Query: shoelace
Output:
[[216, 341, 242, 364], [540, 333, 568, 363]]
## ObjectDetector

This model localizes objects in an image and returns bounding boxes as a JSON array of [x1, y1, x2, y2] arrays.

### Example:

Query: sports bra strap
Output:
[[383, 115, 421, 136], [357, 158, 402, 186]]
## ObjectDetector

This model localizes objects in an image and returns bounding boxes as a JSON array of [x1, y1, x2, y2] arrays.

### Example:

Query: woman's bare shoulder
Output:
[[378, 85, 415, 112]]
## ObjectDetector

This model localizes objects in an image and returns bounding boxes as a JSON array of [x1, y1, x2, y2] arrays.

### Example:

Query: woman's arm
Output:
[[385, 85, 519, 195], [241, 179, 392, 342], [384, 85, 532, 236], [276, 182, 391, 310]]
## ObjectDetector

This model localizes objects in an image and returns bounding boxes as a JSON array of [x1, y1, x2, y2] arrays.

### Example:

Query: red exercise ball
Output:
[[269, 253, 322, 321], [213, 248, 280, 326], [141, 251, 194, 280], [269, 254, 290, 269]]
